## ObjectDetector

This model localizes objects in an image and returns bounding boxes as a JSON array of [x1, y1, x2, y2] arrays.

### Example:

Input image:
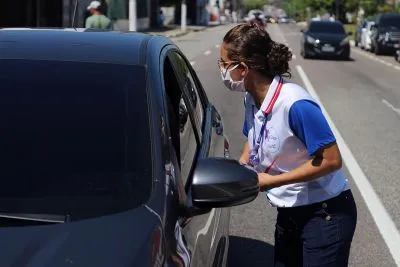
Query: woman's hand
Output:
[[239, 141, 250, 165]]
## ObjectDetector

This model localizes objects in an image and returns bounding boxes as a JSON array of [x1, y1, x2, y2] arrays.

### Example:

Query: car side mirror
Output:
[[191, 158, 259, 209]]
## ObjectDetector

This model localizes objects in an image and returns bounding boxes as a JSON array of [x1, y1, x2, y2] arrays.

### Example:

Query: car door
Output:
[[165, 50, 229, 267]]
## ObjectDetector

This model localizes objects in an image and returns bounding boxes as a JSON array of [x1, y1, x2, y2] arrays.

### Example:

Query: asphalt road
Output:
[[171, 23, 400, 267]]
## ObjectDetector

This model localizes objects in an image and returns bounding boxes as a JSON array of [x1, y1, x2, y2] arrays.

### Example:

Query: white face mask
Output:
[[220, 64, 246, 92]]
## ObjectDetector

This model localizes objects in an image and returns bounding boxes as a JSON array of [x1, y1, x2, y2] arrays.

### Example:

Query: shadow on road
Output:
[[228, 236, 274, 267]]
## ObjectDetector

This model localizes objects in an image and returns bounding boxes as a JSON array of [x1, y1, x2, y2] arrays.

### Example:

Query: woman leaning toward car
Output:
[[218, 23, 357, 267]]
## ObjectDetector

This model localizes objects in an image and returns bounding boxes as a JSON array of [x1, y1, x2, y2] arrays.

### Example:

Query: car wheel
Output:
[[341, 50, 350, 61], [374, 44, 382, 55], [302, 49, 310, 59]]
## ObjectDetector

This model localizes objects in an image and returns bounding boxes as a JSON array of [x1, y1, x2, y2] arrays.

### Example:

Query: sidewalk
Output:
[[142, 21, 223, 38]]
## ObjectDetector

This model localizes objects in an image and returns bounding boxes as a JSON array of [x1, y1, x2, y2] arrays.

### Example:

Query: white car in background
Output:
[[360, 21, 375, 51]]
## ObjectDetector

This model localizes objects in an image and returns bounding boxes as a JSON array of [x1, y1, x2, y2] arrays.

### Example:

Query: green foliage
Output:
[[242, 0, 268, 10], [284, 0, 397, 22]]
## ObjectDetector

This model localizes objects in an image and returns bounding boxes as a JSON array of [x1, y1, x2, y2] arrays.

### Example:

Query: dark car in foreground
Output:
[[300, 20, 352, 60], [0, 29, 259, 267], [370, 12, 400, 55]]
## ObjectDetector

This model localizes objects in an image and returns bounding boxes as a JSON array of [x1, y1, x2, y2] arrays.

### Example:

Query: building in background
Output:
[[0, 0, 158, 30]]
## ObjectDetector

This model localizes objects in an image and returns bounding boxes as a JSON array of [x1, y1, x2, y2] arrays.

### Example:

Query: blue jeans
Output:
[[274, 190, 357, 267]]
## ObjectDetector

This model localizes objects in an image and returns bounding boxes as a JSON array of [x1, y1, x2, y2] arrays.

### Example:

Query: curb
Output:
[[151, 23, 227, 38]]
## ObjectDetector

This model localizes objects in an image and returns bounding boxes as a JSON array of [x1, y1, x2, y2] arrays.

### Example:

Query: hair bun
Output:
[[266, 42, 292, 77]]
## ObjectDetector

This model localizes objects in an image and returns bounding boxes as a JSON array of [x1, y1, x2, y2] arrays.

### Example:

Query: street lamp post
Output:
[[181, 0, 187, 31], [336, 0, 340, 21], [129, 0, 137, 31]]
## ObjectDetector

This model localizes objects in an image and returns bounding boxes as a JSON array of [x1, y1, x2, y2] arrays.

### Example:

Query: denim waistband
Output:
[[277, 189, 352, 214]]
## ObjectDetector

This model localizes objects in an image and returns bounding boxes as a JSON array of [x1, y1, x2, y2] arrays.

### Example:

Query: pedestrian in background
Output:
[[218, 23, 357, 267], [85, 1, 112, 30]]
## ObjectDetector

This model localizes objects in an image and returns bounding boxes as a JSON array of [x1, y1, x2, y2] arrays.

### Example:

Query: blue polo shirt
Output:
[[243, 99, 336, 156]]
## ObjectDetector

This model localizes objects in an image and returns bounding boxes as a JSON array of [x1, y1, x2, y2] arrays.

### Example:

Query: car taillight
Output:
[[224, 138, 230, 158]]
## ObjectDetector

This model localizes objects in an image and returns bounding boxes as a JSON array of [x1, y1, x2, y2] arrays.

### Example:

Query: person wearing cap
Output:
[[85, 1, 112, 30]]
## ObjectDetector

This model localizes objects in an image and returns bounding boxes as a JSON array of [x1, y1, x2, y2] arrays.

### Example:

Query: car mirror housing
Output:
[[191, 158, 259, 209]]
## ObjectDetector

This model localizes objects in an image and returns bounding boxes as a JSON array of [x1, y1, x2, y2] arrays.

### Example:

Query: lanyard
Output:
[[249, 77, 284, 167]]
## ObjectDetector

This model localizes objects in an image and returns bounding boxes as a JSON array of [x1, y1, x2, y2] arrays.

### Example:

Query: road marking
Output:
[[204, 50, 211, 56], [215, 44, 220, 48], [382, 99, 400, 117], [352, 48, 400, 72], [296, 65, 400, 266], [190, 61, 196, 66]]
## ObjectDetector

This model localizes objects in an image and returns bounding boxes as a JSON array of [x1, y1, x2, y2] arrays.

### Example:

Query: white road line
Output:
[[352, 48, 400, 72], [190, 61, 196, 66], [204, 50, 211, 56], [296, 65, 400, 266], [382, 99, 400, 117]]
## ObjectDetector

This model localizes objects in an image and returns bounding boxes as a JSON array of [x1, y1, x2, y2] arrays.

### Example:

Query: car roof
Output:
[[309, 20, 343, 26], [0, 29, 165, 66], [380, 12, 400, 18]]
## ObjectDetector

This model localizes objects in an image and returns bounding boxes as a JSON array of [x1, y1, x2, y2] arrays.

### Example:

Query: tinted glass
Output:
[[169, 52, 204, 131], [380, 17, 400, 28], [309, 22, 346, 34], [0, 59, 151, 221], [178, 97, 198, 184]]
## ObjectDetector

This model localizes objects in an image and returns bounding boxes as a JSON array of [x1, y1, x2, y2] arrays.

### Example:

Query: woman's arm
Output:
[[258, 142, 342, 191], [239, 141, 250, 165]]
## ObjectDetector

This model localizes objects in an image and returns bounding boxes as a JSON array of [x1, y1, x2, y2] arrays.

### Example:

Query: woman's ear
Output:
[[240, 62, 249, 77]]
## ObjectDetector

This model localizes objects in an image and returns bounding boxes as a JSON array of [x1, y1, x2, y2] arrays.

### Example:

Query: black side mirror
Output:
[[191, 158, 259, 209]]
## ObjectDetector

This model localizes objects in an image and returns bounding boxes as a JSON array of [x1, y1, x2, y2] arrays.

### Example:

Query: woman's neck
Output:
[[248, 75, 272, 109]]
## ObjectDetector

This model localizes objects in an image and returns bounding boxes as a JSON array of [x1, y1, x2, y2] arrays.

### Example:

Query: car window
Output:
[[168, 52, 204, 131], [380, 17, 400, 28], [309, 22, 346, 34], [0, 59, 152, 221], [178, 97, 198, 183], [163, 56, 199, 185]]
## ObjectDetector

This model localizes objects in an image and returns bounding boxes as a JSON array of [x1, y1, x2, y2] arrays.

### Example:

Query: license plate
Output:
[[322, 46, 335, 52]]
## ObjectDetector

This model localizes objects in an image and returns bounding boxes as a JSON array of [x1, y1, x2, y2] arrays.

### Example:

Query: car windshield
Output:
[[380, 17, 400, 28], [0, 59, 152, 221], [309, 22, 346, 34]]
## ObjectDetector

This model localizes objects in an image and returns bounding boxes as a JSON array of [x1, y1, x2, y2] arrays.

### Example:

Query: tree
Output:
[[242, 0, 268, 10]]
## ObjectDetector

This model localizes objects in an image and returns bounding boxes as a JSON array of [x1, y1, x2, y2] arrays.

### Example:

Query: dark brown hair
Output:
[[223, 23, 292, 80]]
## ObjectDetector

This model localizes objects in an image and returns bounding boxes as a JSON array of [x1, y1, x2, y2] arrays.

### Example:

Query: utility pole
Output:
[[129, 0, 137, 31], [336, 0, 340, 21], [181, 0, 187, 31]]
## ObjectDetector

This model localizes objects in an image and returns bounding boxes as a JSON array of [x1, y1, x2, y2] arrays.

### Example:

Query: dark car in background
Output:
[[0, 29, 259, 267], [370, 12, 400, 55], [395, 40, 400, 62], [300, 20, 352, 60], [249, 11, 266, 27]]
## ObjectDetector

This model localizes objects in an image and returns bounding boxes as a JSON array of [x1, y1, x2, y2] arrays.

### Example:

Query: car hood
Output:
[[0, 206, 162, 267], [308, 33, 347, 43]]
